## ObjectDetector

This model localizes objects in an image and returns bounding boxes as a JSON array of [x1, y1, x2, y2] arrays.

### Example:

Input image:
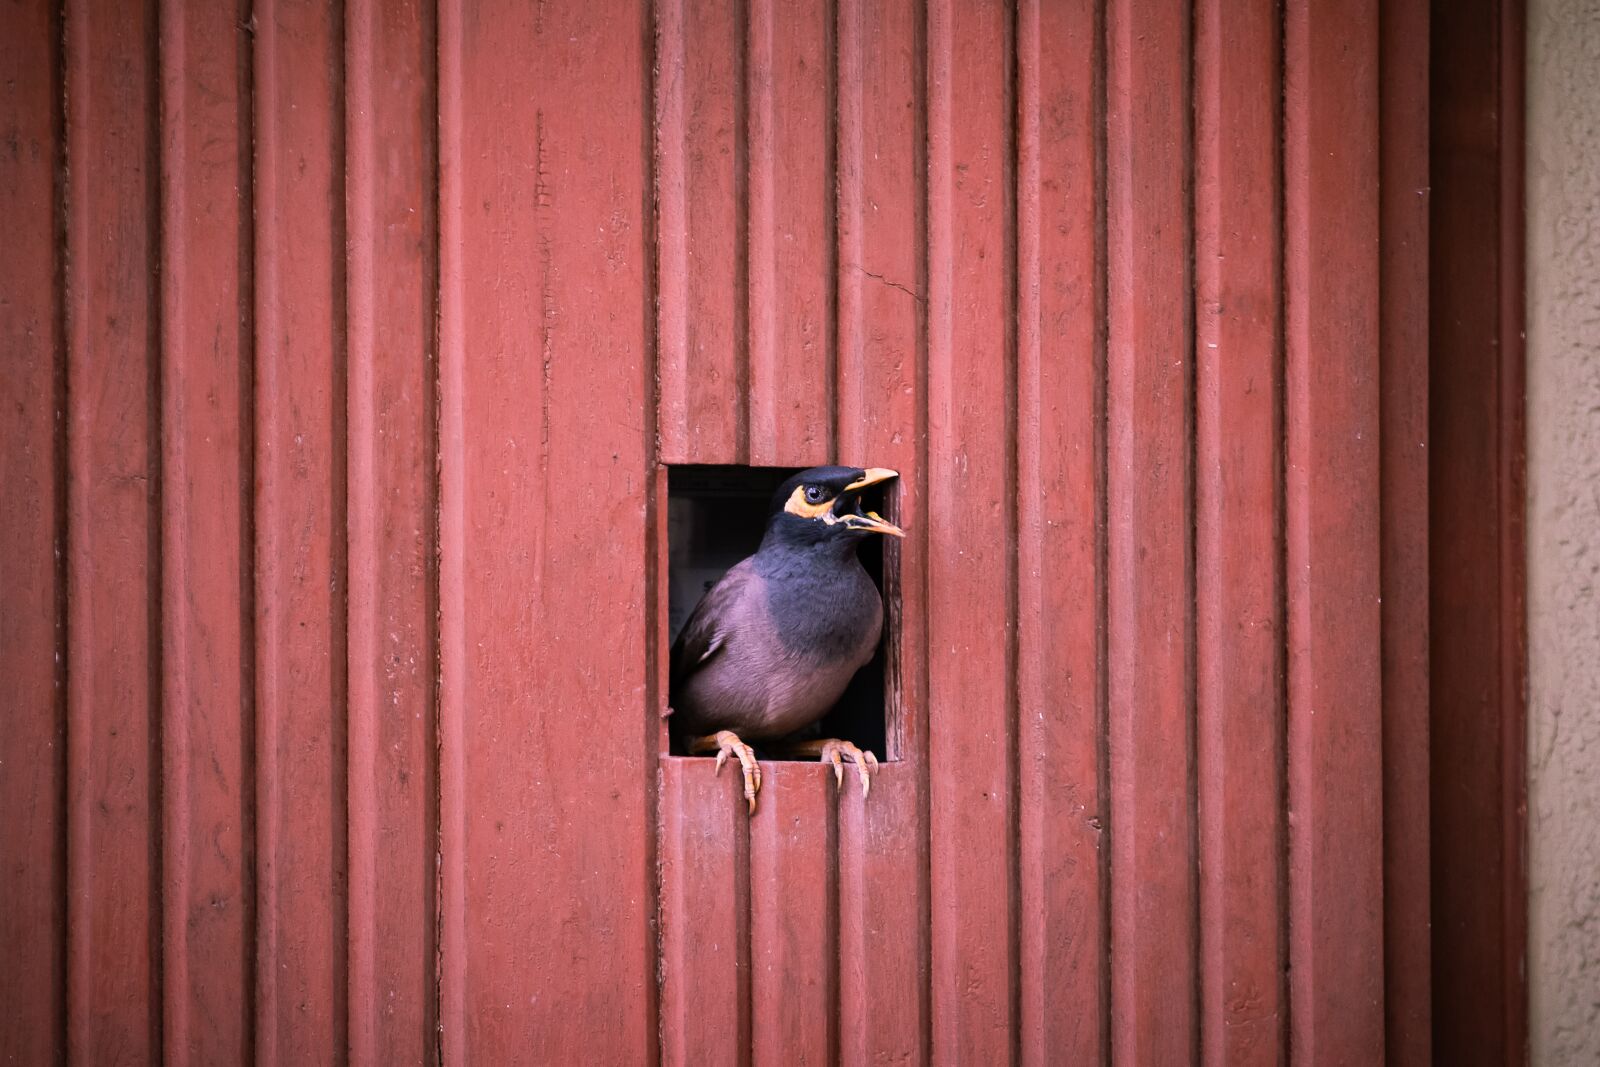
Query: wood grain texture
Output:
[[834, 766, 925, 1065], [438, 0, 654, 1059], [0, 0, 66, 1061], [656, 0, 746, 464], [1284, 0, 1385, 1061], [1194, 0, 1285, 1062], [659, 758, 749, 1067], [750, 765, 834, 1067], [1105, 0, 1196, 1060], [1016, 0, 1107, 1062], [158, 0, 253, 1060], [745, 0, 833, 466], [833, 0, 929, 1060], [925, 0, 1016, 1059], [345, 0, 439, 1061], [1379, 0, 1432, 1061], [0, 0, 1457, 1058], [253, 1, 347, 1061], [61, 0, 165, 1061]]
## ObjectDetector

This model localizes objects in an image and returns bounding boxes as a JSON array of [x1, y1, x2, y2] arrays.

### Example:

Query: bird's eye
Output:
[[804, 485, 827, 505]]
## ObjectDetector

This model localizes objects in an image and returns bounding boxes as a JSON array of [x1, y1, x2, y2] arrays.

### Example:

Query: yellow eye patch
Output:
[[784, 485, 837, 519]]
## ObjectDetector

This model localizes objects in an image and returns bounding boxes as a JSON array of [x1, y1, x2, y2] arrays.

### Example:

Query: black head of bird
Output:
[[670, 464, 903, 814], [760, 465, 905, 551]]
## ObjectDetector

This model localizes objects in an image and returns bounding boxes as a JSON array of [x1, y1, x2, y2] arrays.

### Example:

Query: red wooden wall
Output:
[[1429, 0, 1528, 1060], [0, 0, 1434, 1063]]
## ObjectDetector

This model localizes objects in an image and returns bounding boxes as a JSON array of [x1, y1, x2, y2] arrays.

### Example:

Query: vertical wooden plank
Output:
[[436, 1, 466, 1049], [749, 766, 833, 1066], [62, 0, 164, 1059], [834, 0, 928, 1059], [158, 0, 252, 1061], [438, 0, 654, 1059], [346, 0, 439, 1062], [1379, 0, 1431, 1061], [252, 0, 345, 1061], [656, 0, 745, 464], [1015, 0, 1107, 1062], [1496, 8, 1528, 1056], [925, 0, 1015, 1060], [1194, 0, 1285, 1063], [745, 0, 833, 466], [1429, 0, 1525, 1060], [659, 760, 749, 1067], [0, 0, 66, 1060], [834, 770, 925, 1066], [1105, 0, 1196, 1061], [1283, 0, 1385, 1061]]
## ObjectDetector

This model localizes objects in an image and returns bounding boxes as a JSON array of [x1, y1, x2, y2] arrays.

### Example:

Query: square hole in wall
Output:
[[665, 464, 895, 761]]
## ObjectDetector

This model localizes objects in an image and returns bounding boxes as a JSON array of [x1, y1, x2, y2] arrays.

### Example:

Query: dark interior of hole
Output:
[[666, 464, 889, 760]]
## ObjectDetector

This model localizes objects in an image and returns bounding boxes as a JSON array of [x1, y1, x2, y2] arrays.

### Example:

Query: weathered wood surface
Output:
[[0, 0, 1436, 1062]]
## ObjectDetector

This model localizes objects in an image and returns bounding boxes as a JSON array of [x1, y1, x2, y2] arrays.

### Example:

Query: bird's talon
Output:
[[691, 730, 764, 816], [811, 739, 876, 800]]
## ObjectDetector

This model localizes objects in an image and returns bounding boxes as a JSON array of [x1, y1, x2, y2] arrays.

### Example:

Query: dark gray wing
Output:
[[668, 560, 754, 701]]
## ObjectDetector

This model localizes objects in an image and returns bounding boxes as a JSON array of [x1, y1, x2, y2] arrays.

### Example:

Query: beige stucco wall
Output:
[[1527, 0, 1600, 1061]]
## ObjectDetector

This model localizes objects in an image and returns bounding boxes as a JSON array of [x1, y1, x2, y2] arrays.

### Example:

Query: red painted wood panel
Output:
[[834, 0, 929, 1059], [1194, 0, 1285, 1063], [158, 0, 253, 1060], [253, 0, 347, 1061], [1015, 0, 1107, 1062], [0, 0, 65, 1061], [659, 759, 748, 1067], [345, 0, 439, 1061], [1379, 0, 1433, 1062], [656, 0, 746, 464], [438, 0, 655, 1060], [63, 0, 164, 1059], [745, 0, 833, 466], [652, 1, 753, 1060], [1430, 0, 1527, 1061], [926, 0, 1016, 1060], [0, 0, 1468, 1061], [834, 766, 925, 1066], [1106, 0, 1196, 1061], [1284, 0, 1386, 1062], [749, 765, 834, 1066]]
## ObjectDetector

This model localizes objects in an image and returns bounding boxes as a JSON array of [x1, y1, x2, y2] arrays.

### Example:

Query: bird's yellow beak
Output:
[[842, 509, 906, 538], [844, 467, 899, 493], [839, 468, 904, 537]]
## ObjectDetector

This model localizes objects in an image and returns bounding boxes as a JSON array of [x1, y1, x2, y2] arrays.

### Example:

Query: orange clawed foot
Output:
[[786, 738, 878, 799], [690, 729, 762, 814]]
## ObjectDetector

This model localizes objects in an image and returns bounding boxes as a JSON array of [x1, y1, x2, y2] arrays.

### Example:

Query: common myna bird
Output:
[[669, 465, 904, 814]]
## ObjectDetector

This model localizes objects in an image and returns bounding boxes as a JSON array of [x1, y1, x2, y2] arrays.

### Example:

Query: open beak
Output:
[[838, 468, 905, 538], [843, 510, 906, 538]]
